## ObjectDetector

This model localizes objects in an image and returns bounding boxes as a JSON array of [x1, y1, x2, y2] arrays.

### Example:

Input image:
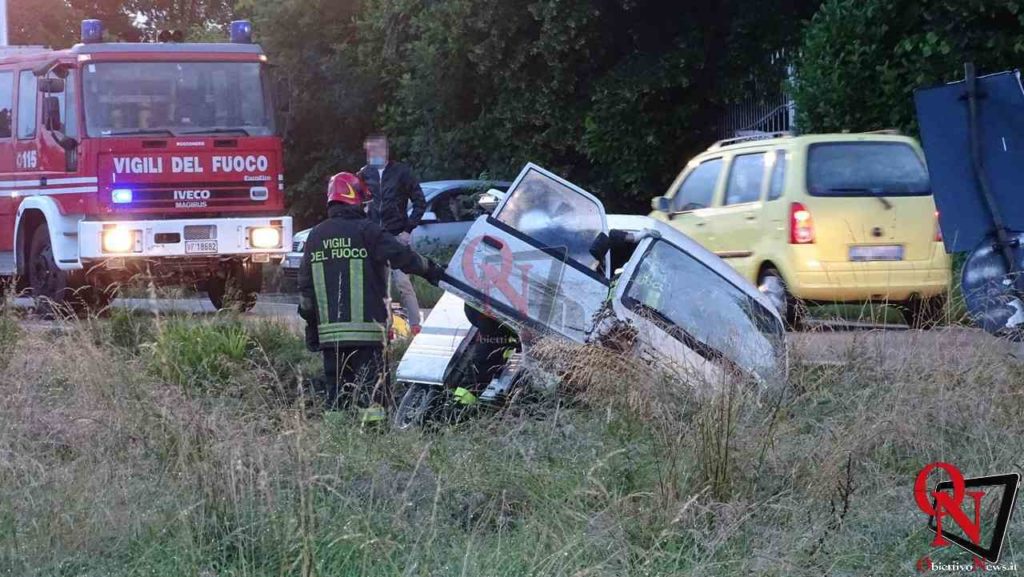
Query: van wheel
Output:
[[758, 267, 803, 330], [899, 295, 946, 330]]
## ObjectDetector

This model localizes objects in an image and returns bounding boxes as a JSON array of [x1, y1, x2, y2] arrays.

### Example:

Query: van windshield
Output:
[[807, 142, 930, 196], [82, 61, 274, 137]]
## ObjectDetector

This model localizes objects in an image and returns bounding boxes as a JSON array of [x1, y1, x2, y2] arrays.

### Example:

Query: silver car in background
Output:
[[282, 179, 510, 278]]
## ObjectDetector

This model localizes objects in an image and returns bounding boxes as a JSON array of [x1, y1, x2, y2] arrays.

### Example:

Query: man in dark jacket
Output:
[[298, 172, 444, 421], [358, 134, 428, 335]]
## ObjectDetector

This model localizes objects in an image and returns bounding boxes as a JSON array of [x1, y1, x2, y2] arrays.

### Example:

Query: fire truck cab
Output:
[[0, 19, 292, 312]]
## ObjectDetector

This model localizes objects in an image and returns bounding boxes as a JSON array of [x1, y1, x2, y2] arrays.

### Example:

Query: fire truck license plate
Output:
[[185, 240, 219, 254]]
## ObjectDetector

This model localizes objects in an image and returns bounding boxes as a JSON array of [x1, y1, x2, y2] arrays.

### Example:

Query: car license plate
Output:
[[849, 245, 904, 261], [185, 240, 219, 254]]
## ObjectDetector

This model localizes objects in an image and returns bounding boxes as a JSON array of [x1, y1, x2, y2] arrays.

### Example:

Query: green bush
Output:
[[148, 318, 250, 391], [245, 319, 317, 381], [103, 308, 157, 354], [793, 0, 1024, 134]]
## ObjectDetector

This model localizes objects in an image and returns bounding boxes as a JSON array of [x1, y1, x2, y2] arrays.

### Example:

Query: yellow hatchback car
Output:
[[650, 132, 951, 328]]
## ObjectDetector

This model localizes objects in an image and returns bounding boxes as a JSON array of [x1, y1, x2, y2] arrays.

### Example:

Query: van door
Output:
[[802, 140, 935, 264], [659, 157, 723, 248], [442, 164, 610, 343], [705, 151, 769, 280]]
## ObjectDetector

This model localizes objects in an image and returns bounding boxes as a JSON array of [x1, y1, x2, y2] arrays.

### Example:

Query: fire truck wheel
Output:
[[207, 262, 262, 312], [28, 223, 71, 315], [28, 224, 113, 317]]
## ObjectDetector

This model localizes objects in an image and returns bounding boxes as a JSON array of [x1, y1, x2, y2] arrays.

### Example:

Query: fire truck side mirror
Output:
[[42, 96, 63, 132], [38, 77, 65, 94]]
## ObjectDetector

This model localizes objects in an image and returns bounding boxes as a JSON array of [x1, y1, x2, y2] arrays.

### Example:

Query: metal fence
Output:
[[719, 91, 794, 139]]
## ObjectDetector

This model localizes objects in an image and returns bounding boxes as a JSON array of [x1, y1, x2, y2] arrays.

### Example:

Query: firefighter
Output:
[[298, 172, 444, 421]]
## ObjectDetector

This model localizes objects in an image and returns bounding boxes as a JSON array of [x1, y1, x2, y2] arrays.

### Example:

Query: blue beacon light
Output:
[[81, 19, 104, 44], [111, 189, 133, 204], [230, 20, 253, 44]]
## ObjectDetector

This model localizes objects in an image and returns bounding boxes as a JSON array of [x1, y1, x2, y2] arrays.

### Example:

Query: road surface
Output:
[[11, 294, 300, 320], [11, 295, 1018, 363]]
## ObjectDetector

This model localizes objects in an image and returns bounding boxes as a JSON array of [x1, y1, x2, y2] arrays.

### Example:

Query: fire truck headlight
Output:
[[111, 188, 133, 204], [249, 226, 281, 249], [102, 228, 136, 253]]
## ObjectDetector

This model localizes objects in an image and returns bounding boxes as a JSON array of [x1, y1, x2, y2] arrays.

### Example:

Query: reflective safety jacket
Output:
[[298, 204, 431, 348]]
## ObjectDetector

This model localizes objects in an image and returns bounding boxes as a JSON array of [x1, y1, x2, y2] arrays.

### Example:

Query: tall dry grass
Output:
[[0, 306, 1022, 576]]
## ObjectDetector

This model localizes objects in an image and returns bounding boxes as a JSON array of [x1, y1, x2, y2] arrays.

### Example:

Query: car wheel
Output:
[[758, 267, 803, 330], [393, 382, 441, 430], [899, 295, 946, 330]]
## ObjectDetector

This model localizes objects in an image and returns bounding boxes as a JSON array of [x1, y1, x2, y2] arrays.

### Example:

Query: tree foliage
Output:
[[8, 0, 819, 223], [8, 0, 232, 46], [793, 0, 1024, 134], [351, 0, 818, 214], [257, 0, 818, 221], [242, 0, 377, 226], [9, 0, 82, 47]]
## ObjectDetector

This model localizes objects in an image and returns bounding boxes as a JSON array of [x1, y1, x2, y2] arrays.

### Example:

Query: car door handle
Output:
[[482, 235, 505, 249], [745, 215, 757, 221], [694, 222, 706, 227]]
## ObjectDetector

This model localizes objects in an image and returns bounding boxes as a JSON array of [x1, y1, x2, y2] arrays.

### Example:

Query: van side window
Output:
[[17, 70, 37, 140], [671, 158, 722, 212], [0, 72, 13, 138], [725, 152, 767, 205], [768, 150, 786, 201]]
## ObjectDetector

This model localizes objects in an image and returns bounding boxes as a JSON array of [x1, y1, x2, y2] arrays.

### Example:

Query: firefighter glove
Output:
[[425, 258, 445, 287]]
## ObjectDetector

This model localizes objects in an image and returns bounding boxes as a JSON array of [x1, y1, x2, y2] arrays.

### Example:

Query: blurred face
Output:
[[365, 137, 389, 167]]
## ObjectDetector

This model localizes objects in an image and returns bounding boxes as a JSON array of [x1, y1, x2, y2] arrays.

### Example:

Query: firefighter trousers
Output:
[[320, 346, 390, 412]]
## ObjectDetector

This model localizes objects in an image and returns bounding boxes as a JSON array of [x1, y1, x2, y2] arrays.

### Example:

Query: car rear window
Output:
[[807, 142, 930, 197]]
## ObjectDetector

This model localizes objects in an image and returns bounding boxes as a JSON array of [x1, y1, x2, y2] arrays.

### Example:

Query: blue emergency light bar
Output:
[[82, 19, 104, 44], [230, 20, 253, 44]]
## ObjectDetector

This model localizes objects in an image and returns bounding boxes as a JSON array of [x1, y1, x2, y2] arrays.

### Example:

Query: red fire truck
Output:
[[0, 19, 291, 312]]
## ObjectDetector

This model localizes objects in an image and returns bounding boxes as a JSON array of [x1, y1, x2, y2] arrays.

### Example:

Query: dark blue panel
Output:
[[913, 71, 1024, 253]]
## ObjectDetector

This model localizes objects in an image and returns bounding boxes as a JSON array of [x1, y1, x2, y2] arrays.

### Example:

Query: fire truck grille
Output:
[[111, 182, 269, 211], [184, 225, 216, 240]]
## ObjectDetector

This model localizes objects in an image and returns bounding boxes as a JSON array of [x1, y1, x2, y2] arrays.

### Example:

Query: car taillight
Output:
[[935, 210, 943, 242], [789, 202, 815, 244]]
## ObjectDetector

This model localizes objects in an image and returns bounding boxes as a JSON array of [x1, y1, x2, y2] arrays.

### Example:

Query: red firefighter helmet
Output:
[[327, 172, 370, 206]]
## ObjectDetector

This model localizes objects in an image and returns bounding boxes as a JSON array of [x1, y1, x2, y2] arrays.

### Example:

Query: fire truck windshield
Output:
[[82, 61, 274, 138]]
